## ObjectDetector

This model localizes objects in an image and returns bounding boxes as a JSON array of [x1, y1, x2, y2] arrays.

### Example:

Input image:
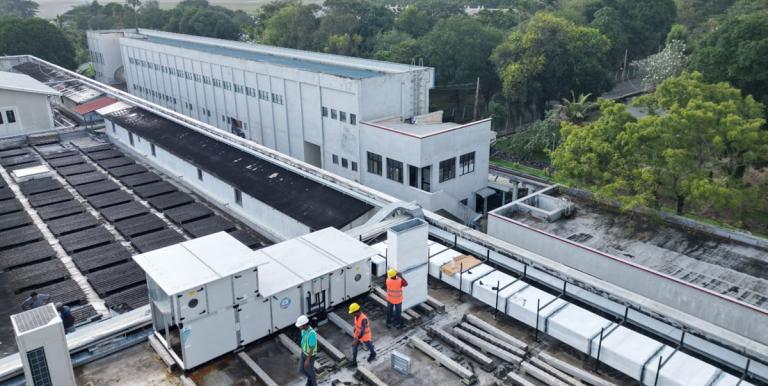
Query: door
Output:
[[237, 297, 272, 345], [180, 308, 238, 369]]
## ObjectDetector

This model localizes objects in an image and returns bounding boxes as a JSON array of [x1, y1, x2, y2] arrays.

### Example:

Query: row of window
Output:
[[331, 154, 358, 171], [0, 109, 17, 125], [128, 57, 285, 104], [366, 151, 475, 187], [134, 85, 178, 105], [321, 106, 357, 125], [90, 50, 104, 65]]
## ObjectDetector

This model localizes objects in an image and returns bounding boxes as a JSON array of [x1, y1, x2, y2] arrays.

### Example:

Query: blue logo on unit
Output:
[[181, 327, 191, 343], [280, 297, 291, 309]]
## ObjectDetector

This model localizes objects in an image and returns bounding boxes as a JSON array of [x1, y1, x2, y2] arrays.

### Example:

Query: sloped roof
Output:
[[74, 96, 117, 115], [0, 71, 60, 96]]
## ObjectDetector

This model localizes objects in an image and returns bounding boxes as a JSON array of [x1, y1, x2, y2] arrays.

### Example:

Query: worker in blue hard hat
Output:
[[296, 315, 317, 386]]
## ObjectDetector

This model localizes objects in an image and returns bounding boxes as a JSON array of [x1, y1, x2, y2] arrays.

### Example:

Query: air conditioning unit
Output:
[[11, 303, 76, 386]]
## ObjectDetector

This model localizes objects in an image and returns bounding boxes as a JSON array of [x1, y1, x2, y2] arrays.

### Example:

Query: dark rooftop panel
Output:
[[14, 279, 86, 308], [71, 304, 99, 324], [87, 261, 145, 297], [74, 180, 120, 197], [99, 201, 149, 223], [114, 213, 166, 238], [40, 150, 78, 160], [0, 149, 28, 158], [71, 243, 131, 273], [104, 107, 373, 229], [107, 164, 147, 178], [132, 181, 177, 199], [47, 155, 85, 168], [65, 172, 107, 186], [0, 225, 43, 250], [228, 229, 270, 250], [119, 172, 161, 188], [36, 200, 84, 221], [97, 156, 134, 169], [6, 161, 41, 171], [58, 226, 114, 253], [2, 259, 68, 294], [131, 228, 185, 253], [0, 154, 36, 167], [80, 144, 113, 153], [88, 149, 124, 161], [0, 211, 32, 232], [0, 199, 22, 216], [0, 240, 55, 270], [147, 191, 194, 211], [104, 284, 148, 312], [0, 188, 15, 201], [12, 61, 70, 83], [164, 202, 212, 224], [181, 215, 235, 238], [56, 163, 97, 176], [27, 189, 74, 208], [18, 177, 62, 195], [45, 212, 99, 236], [86, 190, 133, 209]]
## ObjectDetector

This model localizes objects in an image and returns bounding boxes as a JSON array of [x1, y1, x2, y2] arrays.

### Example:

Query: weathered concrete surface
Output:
[[75, 343, 181, 386]]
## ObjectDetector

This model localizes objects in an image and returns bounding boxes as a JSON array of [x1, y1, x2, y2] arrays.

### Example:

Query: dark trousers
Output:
[[351, 340, 375, 363], [386, 302, 402, 328], [298, 353, 316, 386]]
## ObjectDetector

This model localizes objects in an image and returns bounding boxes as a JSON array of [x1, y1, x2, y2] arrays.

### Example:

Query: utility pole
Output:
[[473, 77, 480, 121], [621, 49, 628, 81]]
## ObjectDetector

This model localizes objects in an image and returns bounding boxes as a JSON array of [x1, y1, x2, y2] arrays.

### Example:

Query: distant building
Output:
[[0, 71, 60, 136], [87, 29, 492, 220]]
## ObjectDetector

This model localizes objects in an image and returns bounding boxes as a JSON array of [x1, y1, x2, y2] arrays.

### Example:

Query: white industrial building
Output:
[[86, 29, 491, 220], [0, 71, 60, 136]]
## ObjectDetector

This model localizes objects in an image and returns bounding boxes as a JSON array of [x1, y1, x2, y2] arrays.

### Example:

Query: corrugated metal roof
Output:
[[73, 96, 118, 115], [0, 71, 60, 96]]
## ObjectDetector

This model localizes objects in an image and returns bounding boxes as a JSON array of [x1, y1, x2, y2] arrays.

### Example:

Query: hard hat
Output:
[[387, 269, 397, 278], [348, 302, 360, 314], [295, 314, 309, 327]]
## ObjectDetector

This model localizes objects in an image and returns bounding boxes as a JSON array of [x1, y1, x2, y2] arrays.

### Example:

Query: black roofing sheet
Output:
[[0, 240, 55, 270], [104, 107, 373, 229]]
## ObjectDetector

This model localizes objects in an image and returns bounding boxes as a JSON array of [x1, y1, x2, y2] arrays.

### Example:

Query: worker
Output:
[[295, 315, 317, 386], [385, 269, 408, 329], [349, 302, 376, 366], [56, 303, 75, 334], [21, 291, 50, 310]]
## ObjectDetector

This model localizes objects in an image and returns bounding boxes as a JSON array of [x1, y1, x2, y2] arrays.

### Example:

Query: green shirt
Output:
[[301, 327, 317, 356]]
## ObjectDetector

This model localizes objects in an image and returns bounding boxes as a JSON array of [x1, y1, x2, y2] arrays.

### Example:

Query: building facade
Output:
[[87, 29, 491, 219], [0, 71, 59, 136]]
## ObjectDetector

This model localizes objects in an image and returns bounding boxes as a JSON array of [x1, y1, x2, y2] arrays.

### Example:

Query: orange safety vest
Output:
[[386, 277, 403, 305], [353, 312, 372, 342]]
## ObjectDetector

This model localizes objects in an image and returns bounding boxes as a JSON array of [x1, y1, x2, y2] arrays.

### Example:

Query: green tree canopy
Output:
[[676, 0, 735, 27], [372, 30, 421, 63], [0, 0, 38, 18], [261, 3, 319, 50], [690, 10, 768, 103], [0, 16, 76, 69], [492, 13, 611, 118], [552, 72, 768, 222], [394, 6, 433, 37]]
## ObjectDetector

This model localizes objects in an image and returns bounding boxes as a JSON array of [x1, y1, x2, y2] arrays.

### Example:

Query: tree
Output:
[[0, 0, 38, 18], [492, 13, 611, 122], [420, 16, 504, 102], [676, 0, 735, 28], [315, 0, 394, 56], [178, 8, 239, 39], [553, 72, 768, 220], [0, 16, 76, 69], [394, 6, 433, 37], [261, 3, 319, 50], [372, 30, 421, 63], [690, 11, 768, 103], [631, 40, 688, 88], [589, 7, 627, 66]]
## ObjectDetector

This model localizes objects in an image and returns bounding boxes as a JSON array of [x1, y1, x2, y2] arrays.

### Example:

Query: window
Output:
[[367, 152, 382, 176], [245, 87, 256, 97], [194, 74, 201, 82], [421, 165, 431, 192], [439, 158, 456, 182], [197, 168, 203, 181], [234, 84, 244, 93], [150, 143, 156, 156], [321, 107, 328, 117], [332, 154, 339, 164], [203, 76, 211, 85], [271, 93, 283, 104], [177, 69, 184, 77], [0, 112, 3, 124], [342, 158, 348, 168], [213, 78, 222, 87], [387, 158, 404, 183], [185, 72, 192, 80], [331, 109, 337, 120], [350, 113, 357, 125], [339, 111, 347, 122], [258, 90, 269, 100], [129, 132, 135, 146], [129, 57, 135, 65], [6, 110, 15, 124], [223, 81, 232, 91], [234, 188, 242, 206], [460, 152, 475, 175], [351, 161, 358, 171], [409, 165, 418, 188]]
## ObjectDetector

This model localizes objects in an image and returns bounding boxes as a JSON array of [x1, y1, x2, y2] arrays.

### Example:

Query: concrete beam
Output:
[[464, 314, 528, 350], [452, 328, 521, 365], [428, 327, 494, 371], [147, 335, 176, 369], [368, 293, 414, 322], [356, 367, 389, 386], [506, 372, 536, 386], [373, 287, 422, 320], [521, 362, 571, 386], [427, 295, 446, 312], [237, 352, 279, 386], [529, 357, 581, 386], [416, 302, 436, 315], [277, 333, 322, 373], [458, 322, 526, 357], [408, 336, 475, 383], [316, 333, 347, 363], [537, 352, 616, 386], [405, 308, 421, 320], [328, 312, 355, 337]]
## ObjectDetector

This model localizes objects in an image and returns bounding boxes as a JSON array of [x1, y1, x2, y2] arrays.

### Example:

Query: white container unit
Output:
[[545, 303, 614, 355], [441, 263, 495, 294], [428, 248, 463, 278], [588, 326, 668, 381], [472, 270, 523, 310], [300, 227, 377, 300], [642, 350, 721, 386], [256, 250, 304, 331], [505, 284, 568, 330]]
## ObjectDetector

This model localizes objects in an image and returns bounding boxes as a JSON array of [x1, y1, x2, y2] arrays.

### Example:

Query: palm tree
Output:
[[555, 92, 596, 124]]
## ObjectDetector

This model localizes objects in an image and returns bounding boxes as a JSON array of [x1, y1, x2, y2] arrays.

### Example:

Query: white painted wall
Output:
[[0, 90, 54, 136], [87, 31, 125, 85]]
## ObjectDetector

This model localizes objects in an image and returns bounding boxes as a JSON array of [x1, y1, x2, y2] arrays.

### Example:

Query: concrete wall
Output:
[[487, 213, 768, 345], [87, 31, 125, 85], [105, 119, 310, 241], [0, 89, 53, 136]]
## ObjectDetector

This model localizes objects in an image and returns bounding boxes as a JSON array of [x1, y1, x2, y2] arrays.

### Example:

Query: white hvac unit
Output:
[[11, 303, 76, 386], [257, 251, 304, 331], [134, 232, 269, 370], [387, 218, 429, 310], [301, 227, 375, 299]]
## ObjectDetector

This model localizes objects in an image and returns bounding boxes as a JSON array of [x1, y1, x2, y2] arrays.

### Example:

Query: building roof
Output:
[[0, 71, 60, 96], [137, 35, 384, 80], [364, 116, 492, 139], [12, 61, 70, 83], [74, 96, 118, 115], [101, 106, 373, 230]]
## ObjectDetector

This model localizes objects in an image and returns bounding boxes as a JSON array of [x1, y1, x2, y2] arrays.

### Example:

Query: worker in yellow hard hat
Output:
[[385, 268, 408, 329], [348, 302, 376, 367]]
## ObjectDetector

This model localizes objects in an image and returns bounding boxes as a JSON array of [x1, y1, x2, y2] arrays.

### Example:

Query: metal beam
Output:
[[428, 327, 494, 371], [408, 336, 475, 383], [237, 352, 279, 386], [464, 314, 528, 350], [452, 328, 521, 365]]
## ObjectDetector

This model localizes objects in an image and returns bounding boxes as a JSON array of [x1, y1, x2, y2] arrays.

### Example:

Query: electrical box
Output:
[[12, 304, 76, 386]]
